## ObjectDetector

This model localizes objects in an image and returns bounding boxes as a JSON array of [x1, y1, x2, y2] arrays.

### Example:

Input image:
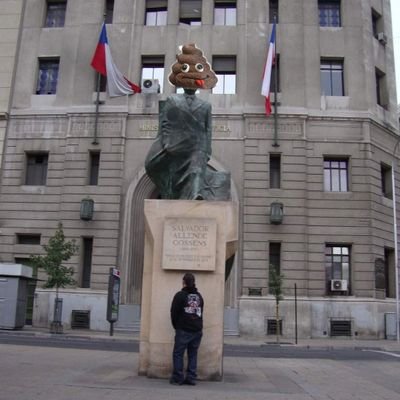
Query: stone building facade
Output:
[[0, 1, 24, 167], [0, 0, 399, 338]]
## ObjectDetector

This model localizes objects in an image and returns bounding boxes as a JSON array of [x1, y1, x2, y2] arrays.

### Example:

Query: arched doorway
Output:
[[118, 162, 239, 333]]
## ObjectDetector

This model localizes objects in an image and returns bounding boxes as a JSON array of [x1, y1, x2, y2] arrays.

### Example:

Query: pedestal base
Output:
[[138, 200, 238, 380]]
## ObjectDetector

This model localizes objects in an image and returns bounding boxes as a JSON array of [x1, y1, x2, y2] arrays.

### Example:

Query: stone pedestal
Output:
[[138, 200, 238, 381]]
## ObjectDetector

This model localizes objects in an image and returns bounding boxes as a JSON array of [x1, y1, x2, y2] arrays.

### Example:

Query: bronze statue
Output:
[[145, 44, 230, 200]]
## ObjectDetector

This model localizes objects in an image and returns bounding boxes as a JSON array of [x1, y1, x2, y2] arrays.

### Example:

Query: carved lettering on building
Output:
[[11, 118, 67, 137], [136, 122, 232, 138], [248, 122, 302, 135], [71, 117, 123, 135], [162, 218, 217, 271]]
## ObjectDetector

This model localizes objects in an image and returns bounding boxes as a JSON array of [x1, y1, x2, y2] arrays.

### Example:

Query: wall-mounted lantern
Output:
[[80, 198, 94, 221], [270, 202, 283, 225]]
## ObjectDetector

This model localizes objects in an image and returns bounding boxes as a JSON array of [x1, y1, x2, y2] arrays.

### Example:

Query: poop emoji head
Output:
[[169, 44, 218, 90]]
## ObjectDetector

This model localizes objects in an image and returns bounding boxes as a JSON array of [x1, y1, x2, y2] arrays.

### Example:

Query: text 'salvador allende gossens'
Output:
[[171, 223, 209, 247]]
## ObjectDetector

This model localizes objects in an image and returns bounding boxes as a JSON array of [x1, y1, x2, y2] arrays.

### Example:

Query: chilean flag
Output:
[[261, 23, 276, 115], [91, 23, 140, 97]]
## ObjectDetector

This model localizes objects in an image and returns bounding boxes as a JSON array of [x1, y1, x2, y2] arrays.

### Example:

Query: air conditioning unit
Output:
[[331, 279, 348, 291], [141, 79, 160, 94], [377, 32, 387, 45]]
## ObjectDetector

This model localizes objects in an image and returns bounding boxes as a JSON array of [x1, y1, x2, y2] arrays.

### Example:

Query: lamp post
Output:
[[391, 140, 400, 342]]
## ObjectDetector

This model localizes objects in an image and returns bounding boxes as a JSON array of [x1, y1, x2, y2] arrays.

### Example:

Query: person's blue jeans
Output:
[[171, 329, 203, 383]]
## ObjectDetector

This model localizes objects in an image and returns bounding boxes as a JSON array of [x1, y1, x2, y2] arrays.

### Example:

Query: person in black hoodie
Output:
[[170, 272, 204, 386]]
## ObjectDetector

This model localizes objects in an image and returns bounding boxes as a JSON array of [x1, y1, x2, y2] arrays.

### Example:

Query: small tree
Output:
[[30, 223, 78, 331], [269, 264, 284, 344]]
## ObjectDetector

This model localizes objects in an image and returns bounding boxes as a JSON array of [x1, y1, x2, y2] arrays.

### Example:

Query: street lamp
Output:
[[391, 140, 400, 342]]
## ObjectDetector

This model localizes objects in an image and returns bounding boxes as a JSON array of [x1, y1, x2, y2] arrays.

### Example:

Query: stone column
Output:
[[139, 199, 238, 380]]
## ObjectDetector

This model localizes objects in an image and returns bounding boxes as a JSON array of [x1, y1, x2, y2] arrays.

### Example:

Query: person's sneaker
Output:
[[183, 379, 196, 386], [169, 379, 183, 386]]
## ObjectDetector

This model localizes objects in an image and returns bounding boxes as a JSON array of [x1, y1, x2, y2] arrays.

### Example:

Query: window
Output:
[[320, 59, 344, 96], [381, 163, 392, 199], [16, 234, 41, 245], [81, 237, 93, 288], [44, 1, 66, 27], [375, 68, 388, 108], [214, 1, 236, 26], [270, 154, 281, 189], [98, 74, 107, 92], [325, 245, 351, 294], [25, 153, 48, 186], [212, 56, 236, 94], [384, 248, 396, 298], [36, 58, 59, 95], [319, 0, 341, 27], [141, 56, 164, 92], [15, 257, 38, 325], [146, 0, 167, 26], [269, 0, 278, 23], [269, 242, 281, 294], [180, 0, 202, 25], [89, 151, 100, 186], [105, 0, 114, 24], [324, 158, 348, 192], [270, 54, 280, 93], [371, 9, 383, 39]]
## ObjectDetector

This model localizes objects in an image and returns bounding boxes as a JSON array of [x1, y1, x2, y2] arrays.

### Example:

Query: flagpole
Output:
[[93, 71, 101, 145], [93, 14, 106, 145], [272, 16, 279, 148]]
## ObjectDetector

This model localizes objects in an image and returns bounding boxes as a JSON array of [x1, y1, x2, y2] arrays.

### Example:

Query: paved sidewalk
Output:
[[1, 338, 400, 400], [1, 325, 399, 351]]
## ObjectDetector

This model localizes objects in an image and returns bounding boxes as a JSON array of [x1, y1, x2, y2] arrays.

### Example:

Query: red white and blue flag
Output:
[[261, 23, 276, 115], [91, 23, 140, 97]]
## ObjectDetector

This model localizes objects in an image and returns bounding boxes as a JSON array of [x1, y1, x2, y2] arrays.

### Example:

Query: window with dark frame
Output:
[[268, 242, 281, 294], [320, 59, 344, 96], [212, 56, 236, 94], [105, 0, 114, 24], [319, 0, 341, 27], [89, 151, 100, 186], [25, 153, 49, 186], [146, 0, 168, 26], [270, 54, 280, 93], [270, 154, 281, 189], [36, 58, 60, 95], [81, 237, 93, 288], [15, 257, 38, 325], [325, 245, 351, 294], [16, 234, 41, 245], [384, 247, 395, 298], [180, 0, 202, 25], [375, 68, 387, 108], [214, 1, 236, 26], [269, 0, 278, 23], [324, 158, 348, 192], [381, 163, 392, 199], [98, 74, 107, 92], [44, 1, 66, 28], [141, 56, 165, 92], [371, 9, 379, 38]]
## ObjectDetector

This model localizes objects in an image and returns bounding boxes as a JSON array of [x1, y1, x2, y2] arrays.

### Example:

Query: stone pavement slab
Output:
[[1, 343, 400, 400]]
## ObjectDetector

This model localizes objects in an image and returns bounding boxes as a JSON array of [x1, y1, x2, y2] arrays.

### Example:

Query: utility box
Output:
[[384, 312, 397, 340], [0, 264, 33, 330]]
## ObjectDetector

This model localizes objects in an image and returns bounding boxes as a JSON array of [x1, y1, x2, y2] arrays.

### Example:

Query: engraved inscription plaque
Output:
[[162, 218, 217, 271]]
